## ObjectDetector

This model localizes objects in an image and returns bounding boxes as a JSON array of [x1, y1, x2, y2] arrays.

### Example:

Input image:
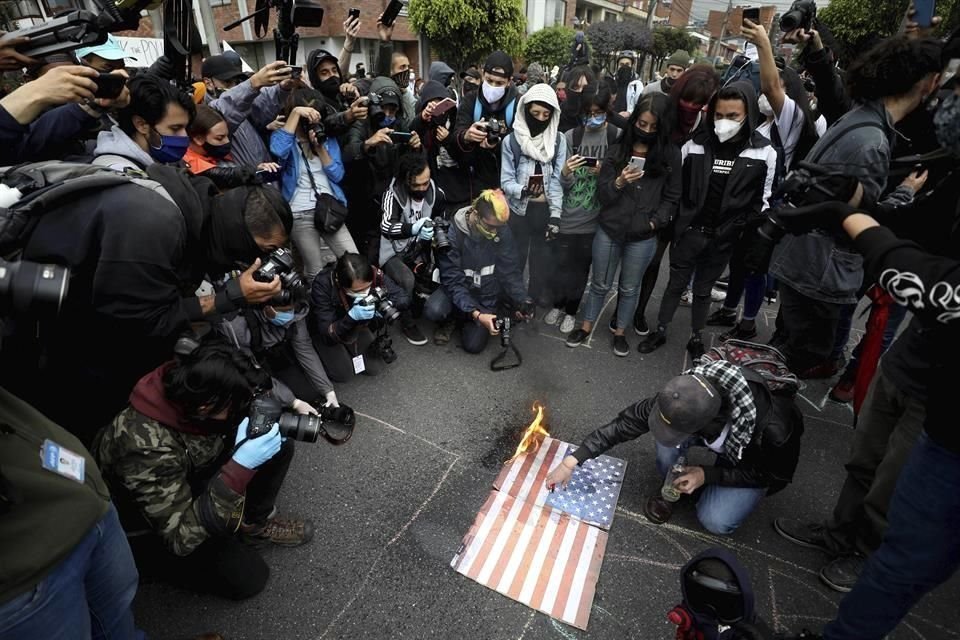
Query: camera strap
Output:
[[490, 341, 522, 371]]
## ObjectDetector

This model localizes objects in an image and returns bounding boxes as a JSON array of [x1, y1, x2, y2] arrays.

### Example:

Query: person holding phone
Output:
[[565, 94, 681, 356], [413, 80, 466, 215], [270, 88, 355, 282], [184, 105, 280, 190], [543, 87, 621, 335], [500, 84, 566, 311]]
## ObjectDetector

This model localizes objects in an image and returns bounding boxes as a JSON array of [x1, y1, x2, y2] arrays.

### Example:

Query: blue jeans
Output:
[[581, 228, 657, 330], [655, 440, 766, 535], [824, 432, 960, 639], [0, 504, 142, 640]]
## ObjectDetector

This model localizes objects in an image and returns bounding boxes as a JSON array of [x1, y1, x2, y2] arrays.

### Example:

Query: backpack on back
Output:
[[701, 339, 799, 397], [0, 161, 173, 256]]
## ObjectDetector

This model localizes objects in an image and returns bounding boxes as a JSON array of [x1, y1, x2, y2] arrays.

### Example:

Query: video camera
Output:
[[224, 0, 324, 64], [779, 0, 816, 32], [358, 286, 400, 324], [0, 258, 69, 317], [247, 394, 355, 444], [0, 0, 130, 60], [254, 248, 306, 306]]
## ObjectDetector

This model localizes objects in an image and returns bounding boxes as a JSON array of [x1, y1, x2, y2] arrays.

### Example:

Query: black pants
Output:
[[776, 283, 843, 374], [635, 231, 671, 321], [347, 193, 382, 266], [261, 342, 320, 404], [312, 327, 383, 382], [508, 201, 551, 305], [129, 439, 295, 600], [423, 287, 493, 354], [657, 229, 735, 334], [548, 233, 593, 316], [824, 366, 926, 556]]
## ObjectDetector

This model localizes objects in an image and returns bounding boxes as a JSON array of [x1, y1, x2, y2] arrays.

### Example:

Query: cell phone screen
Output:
[[381, 0, 404, 27], [431, 98, 455, 118], [742, 8, 760, 26], [348, 7, 360, 20], [581, 157, 598, 167], [389, 132, 412, 143], [527, 174, 544, 188], [913, 0, 935, 28]]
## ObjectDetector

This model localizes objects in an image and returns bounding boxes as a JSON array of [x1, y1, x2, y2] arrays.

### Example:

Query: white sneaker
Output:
[[680, 290, 693, 306], [711, 287, 727, 303], [543, 308, 562, 325], [559, 314, 576, 334]]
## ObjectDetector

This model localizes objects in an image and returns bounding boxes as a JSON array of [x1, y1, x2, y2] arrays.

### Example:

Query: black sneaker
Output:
[[608, 311, 617, 334], [565, 328, 590, 348], [613, 334, 629, 357], [706, 308, 737, 326], [638, 329, 666, 353], [372, 334, 397, 363], [719, 322, 758, 342], [773, 517, 831, 553], [820, 554, 866, 593], [400, 320, 428, 346], [686, 334, 705, 360], [634, 315, 649, 336]]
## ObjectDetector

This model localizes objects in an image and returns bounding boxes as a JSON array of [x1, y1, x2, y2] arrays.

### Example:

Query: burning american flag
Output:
[[451, 405, 627, 630]]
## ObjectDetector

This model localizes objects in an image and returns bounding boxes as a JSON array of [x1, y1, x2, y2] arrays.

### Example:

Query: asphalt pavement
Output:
[[134, 280, 960, 640]]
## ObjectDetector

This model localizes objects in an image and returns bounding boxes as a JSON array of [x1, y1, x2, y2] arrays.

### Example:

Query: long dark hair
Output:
[[334, 252, 374, 289], [615, 93, 674, 177], [164, 339, 269, 419]]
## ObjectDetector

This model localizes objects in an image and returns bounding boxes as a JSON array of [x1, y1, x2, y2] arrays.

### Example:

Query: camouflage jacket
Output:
[[92, 407, 248, 556]]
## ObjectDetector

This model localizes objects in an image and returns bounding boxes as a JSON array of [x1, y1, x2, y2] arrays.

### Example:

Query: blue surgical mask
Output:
[[382, 115, 397, 126], [148, 131, 189, 163], [586, 114, 606, 129], [270, 309, 296, 327]]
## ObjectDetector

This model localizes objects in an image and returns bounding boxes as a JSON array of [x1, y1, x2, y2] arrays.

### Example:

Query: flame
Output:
[[509, 404, 550, 461]]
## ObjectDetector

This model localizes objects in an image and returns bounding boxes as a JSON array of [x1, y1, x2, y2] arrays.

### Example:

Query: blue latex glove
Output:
[[418, 224, 435, 241], [232, 418, 282, 469], [348, 300, 376, 321], [411, 217, 430, 237]]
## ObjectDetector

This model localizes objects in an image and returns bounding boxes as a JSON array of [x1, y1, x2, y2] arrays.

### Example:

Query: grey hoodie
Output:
[[93, 125, 154, 171], [428, 61, 455, 87]]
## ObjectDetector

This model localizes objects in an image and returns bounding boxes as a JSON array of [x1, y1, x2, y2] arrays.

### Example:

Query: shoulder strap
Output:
[[510, 134, 522, 171], [505, 98, 516, 128], [243, 307, 264, 355], [298, 144, 323, 199], [809, 119, 885, 164], [606, 125, 620, 147], [473, 98, 481, 123]]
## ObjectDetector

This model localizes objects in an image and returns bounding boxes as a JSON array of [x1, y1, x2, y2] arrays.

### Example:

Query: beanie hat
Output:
[[666, 49, 692, 69]]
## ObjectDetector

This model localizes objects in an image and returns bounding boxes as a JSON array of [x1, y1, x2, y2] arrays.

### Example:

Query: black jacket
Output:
[[676, 81, 778, 240], [574, 369, 804, 495], [452, 85, 520, 196], [309, 263, 410, 346], [596, 142, 682, 242]]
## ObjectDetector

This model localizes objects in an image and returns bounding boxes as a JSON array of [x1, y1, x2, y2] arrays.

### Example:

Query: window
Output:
[[603, 10, 617, 22], [208, 0, 229, 6], [553, 0, 565, 26], [39, 0, 78, 16]]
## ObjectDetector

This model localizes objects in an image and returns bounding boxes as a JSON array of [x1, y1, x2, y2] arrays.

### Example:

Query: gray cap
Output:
[[648, 374, 722, 447]]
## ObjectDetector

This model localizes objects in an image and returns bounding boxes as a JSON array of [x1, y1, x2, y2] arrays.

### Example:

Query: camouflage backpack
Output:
[[701, 338, 800, 397]]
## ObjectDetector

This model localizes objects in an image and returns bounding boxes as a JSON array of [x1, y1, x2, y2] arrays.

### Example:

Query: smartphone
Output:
[[581, 156, 599, 167], [93, 72, 126, 100], [628, 156, 646, 172], [256, 169, 282, 183], [348, 7, 360, 20], [389, 131, 412, 144], [285, 65, 302, 79], [380, 0, 404, 27], [527, 174, 544, 189], [913, 0, 935, 28], [430, 97, 456, 121], [742, 7, 760, 26]]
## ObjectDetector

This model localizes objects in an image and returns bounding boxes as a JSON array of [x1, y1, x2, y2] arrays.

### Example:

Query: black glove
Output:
[[147, 55, 177, 82], [768, 201, 859, 236]]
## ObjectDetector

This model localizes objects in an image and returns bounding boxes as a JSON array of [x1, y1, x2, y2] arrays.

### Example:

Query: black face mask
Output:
[[634, 128, 657, 145], [616, 66, 633, 85], [527, 117, 550, 137], [317, 76, 341, 99], [463, 82, 479, 96], [203, 140, 232, 159], [409, 189, 427, 201], [392, 70, 409, 89]]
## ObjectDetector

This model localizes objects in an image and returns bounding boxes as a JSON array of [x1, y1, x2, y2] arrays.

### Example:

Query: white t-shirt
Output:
[[289, 153, 334, 213], [704, 423, 731, 454], [755, 93, 818, 169]]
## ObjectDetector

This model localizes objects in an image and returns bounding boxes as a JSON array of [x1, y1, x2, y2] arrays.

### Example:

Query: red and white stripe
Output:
[[451, 491, 607, 630], [493, 436, 569, 507]]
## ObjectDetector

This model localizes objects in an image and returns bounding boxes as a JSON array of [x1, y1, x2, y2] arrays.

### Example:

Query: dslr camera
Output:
[[0, 258, 69, 317], [484, 120, 504, 146], [302, 118, 327, 145], [254, 248, 306, 304], [780, 0, 816, 32], [422, 218, 452, 253], [359, 286, 400, 324], [247, 394, 356, 444]]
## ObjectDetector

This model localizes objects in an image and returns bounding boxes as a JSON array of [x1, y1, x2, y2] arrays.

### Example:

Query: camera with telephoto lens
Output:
[[359, 286, 400, 324], [421, 218, 451, 253], [0, 258, 70, 317], [248, 394, 322, 442], [779, 0, 817, 32], [254, 247, 305, 296], [484, 119, 504, 146]]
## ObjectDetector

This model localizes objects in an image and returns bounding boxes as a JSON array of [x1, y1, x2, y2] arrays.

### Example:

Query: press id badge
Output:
[[352, 354, 366, 374], [40, 439, 85, 483]]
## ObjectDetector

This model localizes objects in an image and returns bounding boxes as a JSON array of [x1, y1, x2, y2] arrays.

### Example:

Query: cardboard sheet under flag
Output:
[[451, 436, 627, 630]]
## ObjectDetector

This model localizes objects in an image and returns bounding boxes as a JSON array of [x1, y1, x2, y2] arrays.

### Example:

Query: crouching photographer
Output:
[[424, 189, 533, 351], [92, 340, 317, 601], [310, 252, 410, 381]]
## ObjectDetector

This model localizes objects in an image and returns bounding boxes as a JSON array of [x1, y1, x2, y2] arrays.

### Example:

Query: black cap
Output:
[[201, 54, 245, 82], [484, 51, 514, 79], [648, 374, 722, 447], [460, 67, 481, 81], [378, 87, 401, 106]]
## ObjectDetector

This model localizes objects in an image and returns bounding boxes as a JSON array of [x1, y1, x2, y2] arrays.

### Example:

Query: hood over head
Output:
[[699, 80, 767, 148], [306, 48, 344, 93], [680, 547, 755, 628], [417, 80, 451, 111], [429, 61, 456, 86]]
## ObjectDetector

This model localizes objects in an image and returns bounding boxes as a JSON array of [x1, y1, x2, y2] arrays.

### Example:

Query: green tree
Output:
[[649, 26, 698, 72], [408, 0, 526, 72], [523, 25, 576, 70], [585, 19, 652, 69]]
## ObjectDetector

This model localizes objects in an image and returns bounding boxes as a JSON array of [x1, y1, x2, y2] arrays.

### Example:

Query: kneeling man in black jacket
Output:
[[546, 360, 803, 535]]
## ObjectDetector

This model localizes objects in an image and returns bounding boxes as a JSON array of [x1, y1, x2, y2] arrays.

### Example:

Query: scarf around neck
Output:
[[512, 83, 560, 164]]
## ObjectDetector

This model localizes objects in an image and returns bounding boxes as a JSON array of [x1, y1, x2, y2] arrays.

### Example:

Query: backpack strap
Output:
[[809, 119, 885, 164], [573, 127, 584, 153], [510, 134, 522, 172], [474, 95, 517, 129]]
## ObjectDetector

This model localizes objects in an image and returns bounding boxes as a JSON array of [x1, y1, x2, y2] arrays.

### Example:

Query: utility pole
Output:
[[709, 0, 734, 60], [645, 0, 658, 28], [197, 0, 221, 55]]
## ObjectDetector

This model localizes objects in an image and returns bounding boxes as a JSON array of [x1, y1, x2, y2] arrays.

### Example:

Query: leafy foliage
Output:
[[408, 0, 526, 71], [523, 25, 576, 70], [649, 26, 699, 69], [585, 19, 653, 63]]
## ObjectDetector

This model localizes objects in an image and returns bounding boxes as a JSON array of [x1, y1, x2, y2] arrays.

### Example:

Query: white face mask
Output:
[[758, 94, 774, 117], [481, 81, 506, 104], [714, 118, 745, 143], [347, 287, 370, 299]]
